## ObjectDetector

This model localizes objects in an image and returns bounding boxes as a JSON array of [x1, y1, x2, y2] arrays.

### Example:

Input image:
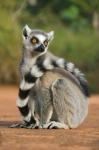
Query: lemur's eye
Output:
[[31, 37, 39, 45], [44, 40, 48, 47]]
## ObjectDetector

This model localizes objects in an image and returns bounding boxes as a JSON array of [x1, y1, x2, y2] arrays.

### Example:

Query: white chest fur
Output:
[[21, 57, 37, 75]]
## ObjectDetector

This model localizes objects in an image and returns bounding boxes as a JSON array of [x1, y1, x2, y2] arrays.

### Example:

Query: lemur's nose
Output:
[[35, 44, 45, 52], [39, 44, 45, 52]]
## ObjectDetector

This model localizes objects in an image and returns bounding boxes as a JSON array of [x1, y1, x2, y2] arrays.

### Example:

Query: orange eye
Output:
[[44, 40, 48, 47], [31, 37, 38, 45]]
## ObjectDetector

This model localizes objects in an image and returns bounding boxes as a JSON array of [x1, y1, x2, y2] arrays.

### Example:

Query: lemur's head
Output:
[[22, 25, 54, 56]]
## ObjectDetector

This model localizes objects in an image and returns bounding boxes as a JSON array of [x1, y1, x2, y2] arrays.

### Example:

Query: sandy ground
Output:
[[0, 86, 99, 150]]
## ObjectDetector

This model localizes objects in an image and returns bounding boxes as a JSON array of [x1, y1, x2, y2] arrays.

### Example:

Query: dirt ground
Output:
[[0, 86, 99, 150]]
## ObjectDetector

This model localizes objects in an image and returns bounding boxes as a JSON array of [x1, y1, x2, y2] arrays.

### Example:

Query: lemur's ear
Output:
[[22, 25, 31, 39], [47, 31, 54, 41]]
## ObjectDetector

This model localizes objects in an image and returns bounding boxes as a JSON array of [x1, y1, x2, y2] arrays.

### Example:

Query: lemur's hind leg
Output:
[[50, 78, 88, 129]]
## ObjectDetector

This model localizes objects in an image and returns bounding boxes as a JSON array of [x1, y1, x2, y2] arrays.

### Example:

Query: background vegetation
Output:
[[0, 0, 99, 93]]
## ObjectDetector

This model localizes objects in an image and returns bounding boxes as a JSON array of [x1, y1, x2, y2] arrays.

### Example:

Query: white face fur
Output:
[[22, 25, 54, 56]]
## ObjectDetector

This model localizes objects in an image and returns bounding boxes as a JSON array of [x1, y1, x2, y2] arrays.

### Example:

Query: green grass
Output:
[[0, 2, 99, 93]]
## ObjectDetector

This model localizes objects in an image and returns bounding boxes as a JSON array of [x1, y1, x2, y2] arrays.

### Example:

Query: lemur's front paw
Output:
[[43, 121, 68, 129]]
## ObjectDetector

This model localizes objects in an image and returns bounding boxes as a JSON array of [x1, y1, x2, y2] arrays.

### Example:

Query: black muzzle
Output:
[[34, 44, 45, 52]]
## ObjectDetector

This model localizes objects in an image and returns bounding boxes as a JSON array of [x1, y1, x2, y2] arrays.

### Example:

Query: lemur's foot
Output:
[[43, 121, 68, 129], [10, 121, 38, 129]]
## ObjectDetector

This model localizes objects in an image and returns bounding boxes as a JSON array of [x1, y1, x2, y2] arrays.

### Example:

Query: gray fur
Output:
[[29, 68, 89, 129]]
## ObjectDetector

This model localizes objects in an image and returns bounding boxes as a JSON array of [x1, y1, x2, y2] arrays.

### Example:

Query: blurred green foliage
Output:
[[0, 0, 99, 93]]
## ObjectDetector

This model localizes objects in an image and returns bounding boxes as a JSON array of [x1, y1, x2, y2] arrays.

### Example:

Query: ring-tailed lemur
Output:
[[11, 25, 89, 128]]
